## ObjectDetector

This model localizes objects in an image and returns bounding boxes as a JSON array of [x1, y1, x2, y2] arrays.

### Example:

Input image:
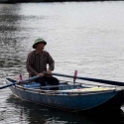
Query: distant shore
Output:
[[0, 0, 121, 3]]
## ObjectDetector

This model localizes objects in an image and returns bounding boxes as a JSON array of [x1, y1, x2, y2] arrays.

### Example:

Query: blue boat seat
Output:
[[24, 82, 52, 90], [24, 82, 41, 89]]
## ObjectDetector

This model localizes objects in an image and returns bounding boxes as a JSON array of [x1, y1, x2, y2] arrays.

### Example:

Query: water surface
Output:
[[0, 1, 124, 124]]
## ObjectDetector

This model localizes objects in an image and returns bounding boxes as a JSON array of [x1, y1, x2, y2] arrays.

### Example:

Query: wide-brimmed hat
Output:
[[33, 38, 47, 49]]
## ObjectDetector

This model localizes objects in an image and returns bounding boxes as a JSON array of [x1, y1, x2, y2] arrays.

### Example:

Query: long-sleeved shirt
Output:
[[26, 50, 54, 77]]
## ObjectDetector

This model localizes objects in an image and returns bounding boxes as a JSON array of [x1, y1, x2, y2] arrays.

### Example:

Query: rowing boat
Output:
[[5, 76, 124, 113]]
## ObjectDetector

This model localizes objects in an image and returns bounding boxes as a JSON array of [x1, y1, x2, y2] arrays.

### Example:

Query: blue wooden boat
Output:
[[5, 77, 124, 113]]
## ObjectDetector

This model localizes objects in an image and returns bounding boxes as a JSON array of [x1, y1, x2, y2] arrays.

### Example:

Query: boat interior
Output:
[[6, 77, 117, 95], [6, 77, 89, 90]]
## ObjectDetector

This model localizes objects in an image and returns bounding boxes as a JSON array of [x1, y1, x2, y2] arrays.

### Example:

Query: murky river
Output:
[[0, 1, 124, 124]]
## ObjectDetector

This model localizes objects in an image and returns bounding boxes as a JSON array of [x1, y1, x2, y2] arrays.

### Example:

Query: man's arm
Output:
[[47, 52, 55, 71], [26, 52, 38, 76]]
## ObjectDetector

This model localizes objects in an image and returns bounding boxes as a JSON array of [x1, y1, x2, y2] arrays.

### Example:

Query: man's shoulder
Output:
[[43, 50, 49, 53], [43, 50, 49, 54], [28, 50, 36, 56]]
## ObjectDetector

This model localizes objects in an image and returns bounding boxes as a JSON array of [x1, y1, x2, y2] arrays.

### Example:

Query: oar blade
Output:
[[0, 82, 19, 89], [78, 77, 124, 86]]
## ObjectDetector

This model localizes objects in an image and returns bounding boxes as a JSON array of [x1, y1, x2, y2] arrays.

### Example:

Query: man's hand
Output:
[[38, 73, 44, 78], [46, 70, 52, 77], [46, 70, 51, 75]]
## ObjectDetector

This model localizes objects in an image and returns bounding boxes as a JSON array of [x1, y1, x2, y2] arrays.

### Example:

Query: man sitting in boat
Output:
[[26, 38, 59, 90]]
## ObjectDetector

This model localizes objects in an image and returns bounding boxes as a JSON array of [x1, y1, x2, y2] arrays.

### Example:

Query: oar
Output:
[[51, 72, 124, 86], [0, 75, 40, 90]]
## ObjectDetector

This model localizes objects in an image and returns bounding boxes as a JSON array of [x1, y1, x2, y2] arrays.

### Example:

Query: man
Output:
[[26, 38, 59, 90]]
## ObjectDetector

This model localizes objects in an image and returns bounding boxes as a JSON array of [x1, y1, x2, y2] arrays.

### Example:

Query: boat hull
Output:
[[6, 78, 124, 112]]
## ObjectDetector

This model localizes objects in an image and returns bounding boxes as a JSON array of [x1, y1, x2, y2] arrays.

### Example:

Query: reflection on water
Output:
[[0, 4, 23, 68], [4, 94, 124, 124], [1, 2, 124, 79]]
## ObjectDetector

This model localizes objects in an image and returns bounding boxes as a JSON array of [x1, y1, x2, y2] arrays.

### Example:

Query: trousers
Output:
[[35, 76, 59, 90]]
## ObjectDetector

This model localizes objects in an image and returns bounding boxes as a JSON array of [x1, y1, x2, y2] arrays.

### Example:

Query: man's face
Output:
[[36, 42, 45, 50]]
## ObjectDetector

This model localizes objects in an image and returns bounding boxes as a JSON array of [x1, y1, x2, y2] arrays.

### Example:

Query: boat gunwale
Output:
[[5, 78, 119, 96]]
